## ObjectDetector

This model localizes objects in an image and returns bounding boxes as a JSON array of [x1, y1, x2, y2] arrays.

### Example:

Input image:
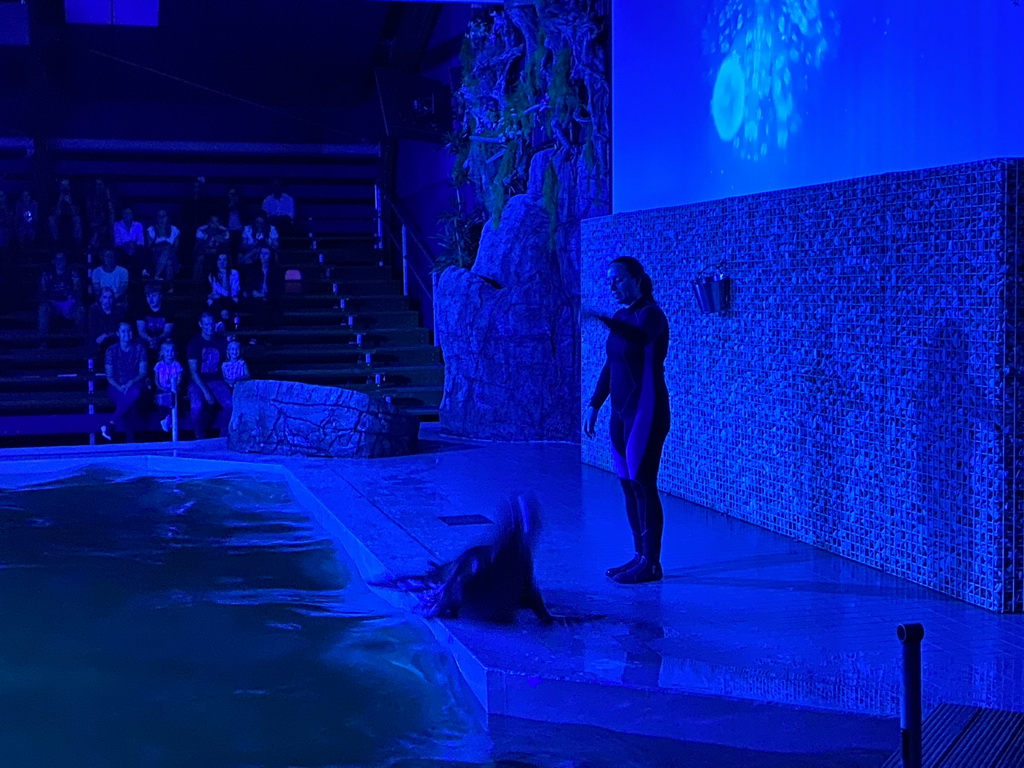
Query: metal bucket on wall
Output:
[[692, 272, 730, 314]]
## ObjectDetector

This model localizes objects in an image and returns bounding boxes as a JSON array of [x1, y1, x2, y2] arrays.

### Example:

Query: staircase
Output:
[[0, 139, 443, 446], [240, 240, 443, 418]]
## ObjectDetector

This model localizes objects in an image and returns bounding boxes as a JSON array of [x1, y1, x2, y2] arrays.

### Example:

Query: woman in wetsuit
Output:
[[584, 257, 670, 584]]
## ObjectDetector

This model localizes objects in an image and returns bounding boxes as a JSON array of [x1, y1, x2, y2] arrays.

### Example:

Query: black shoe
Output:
[[606, 554, 642, 579], [613, 557, 663, 584]]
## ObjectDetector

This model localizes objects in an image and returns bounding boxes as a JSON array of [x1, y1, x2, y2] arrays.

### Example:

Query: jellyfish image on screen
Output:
[[708, 0, 837, 160]]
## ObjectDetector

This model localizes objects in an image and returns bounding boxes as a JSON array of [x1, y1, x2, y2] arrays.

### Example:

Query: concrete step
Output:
[[263, 364, 444, 388], [277, 308, 421, 329], [237, 325, 430, 347]]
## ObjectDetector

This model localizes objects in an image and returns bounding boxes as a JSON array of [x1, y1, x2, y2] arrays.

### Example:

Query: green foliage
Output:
[[444, 0, 610, 252], [434, 194, 486, 273]]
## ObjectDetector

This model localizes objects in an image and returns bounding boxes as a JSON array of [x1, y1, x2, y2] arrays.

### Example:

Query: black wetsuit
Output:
[[590, 296, 670, 566]]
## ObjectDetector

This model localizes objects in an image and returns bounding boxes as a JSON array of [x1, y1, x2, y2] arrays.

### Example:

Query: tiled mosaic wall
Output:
[[581, 159, 1024, 613]]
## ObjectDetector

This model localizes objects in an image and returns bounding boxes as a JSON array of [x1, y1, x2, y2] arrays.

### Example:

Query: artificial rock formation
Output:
[[227, 379, 418, 458], [435, 150, 582, 442]]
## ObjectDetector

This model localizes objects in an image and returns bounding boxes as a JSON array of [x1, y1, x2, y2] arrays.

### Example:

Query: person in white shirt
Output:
[[147, 209, 181, 284], [206, 252, 241, 329], [113, 208, 146, 274], [261, 179, 295, 235], [91, 249, 130, 308]]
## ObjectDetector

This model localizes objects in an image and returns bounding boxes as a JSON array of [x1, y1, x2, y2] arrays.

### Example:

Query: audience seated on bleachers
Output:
[[147, 209, 181, 283], [113, 208, 146, 273], [153, 339, 183, 433], [38, 251, 85, 345], [240, 213, 279, 266], [90, 249, 130, 307], [99, 321, 149, 442], [207, 252, 241, 330], [15, 189, 39, 250], [86, 178, 116, 251], [136, 283, 175, 354], [194, 214, 231, 282], [87, 286, 125, 357], [187, 311, 232, 439], [48, 178, 83, 247], [261, 179, 295, 235]]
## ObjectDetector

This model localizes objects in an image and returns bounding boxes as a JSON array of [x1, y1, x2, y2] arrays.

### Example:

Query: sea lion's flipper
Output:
[[521, 578, 554, 625]]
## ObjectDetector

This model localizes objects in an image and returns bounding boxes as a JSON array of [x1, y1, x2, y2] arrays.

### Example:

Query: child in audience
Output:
[[221, 339, 249, 391], [154, 339, 183, 433]]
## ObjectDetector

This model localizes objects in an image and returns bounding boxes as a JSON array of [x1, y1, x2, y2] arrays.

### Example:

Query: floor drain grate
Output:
[[438, 514, 493, 526]]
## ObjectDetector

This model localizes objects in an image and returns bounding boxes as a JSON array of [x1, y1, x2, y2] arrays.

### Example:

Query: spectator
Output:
[[15, 189, 39, 249], [153, 339, 183, 433], [86, 286, 124, 357], [136, 283, 175, 354], [193, 214, 231, 282], [225, 186, 247, 256], [147, 209, 181, 283], [100, 321, 149, 442], [113, 208, 146, 273], [206, 252, 240, 329], [86, 178, 116, 250], [221, 339, 250, 391], [239, 213, 278, 266], [241, 245, 284, 331], [187, 311, 232, 439], [48, 178, 83, 247], [38, 251, 85, 345], [261, 179, 295, 235], [90, 248, 129, 307]]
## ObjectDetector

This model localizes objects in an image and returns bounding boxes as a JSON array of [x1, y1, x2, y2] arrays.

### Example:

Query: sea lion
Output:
[[383, 494, 554, 625]]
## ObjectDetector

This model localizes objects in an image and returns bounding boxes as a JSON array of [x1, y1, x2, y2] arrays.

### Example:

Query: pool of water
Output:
[[0, 463, 893, 768], [0, 466, 491, 767]]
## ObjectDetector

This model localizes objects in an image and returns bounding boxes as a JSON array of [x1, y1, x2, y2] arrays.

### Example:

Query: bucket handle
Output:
[[694, 262, 727, 282]]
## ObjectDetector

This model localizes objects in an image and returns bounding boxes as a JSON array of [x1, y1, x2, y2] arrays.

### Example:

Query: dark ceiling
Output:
[[0, 0, 465, 142]]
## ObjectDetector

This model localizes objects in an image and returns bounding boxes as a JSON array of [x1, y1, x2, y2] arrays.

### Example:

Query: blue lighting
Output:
[[613, 0, 1024, 211]]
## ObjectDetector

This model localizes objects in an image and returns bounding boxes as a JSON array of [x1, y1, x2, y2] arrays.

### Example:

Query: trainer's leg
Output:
[[606, 478, 643, 577], [614, 422, 668, 584]]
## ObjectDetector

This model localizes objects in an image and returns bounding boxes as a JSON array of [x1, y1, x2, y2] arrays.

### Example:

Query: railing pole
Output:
[[171, 391, 179, 443], [87, 357, 96, 446], [401, 224, 409, 297], [897, 623, 925, 768], [374, 184, 384, 252]]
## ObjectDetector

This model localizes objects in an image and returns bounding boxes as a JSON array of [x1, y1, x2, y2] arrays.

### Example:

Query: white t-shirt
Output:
[[147, 224, 180, 246], [262, 193, 295, 220], [91, 265, 129, 299]]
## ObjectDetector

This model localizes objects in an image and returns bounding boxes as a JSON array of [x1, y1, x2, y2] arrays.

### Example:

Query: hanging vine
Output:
[[438, 0, 609, 271]]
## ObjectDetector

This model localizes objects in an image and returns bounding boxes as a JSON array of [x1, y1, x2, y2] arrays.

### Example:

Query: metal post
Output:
[[87, 358, 96, 446], [374, 184, 383, 251], [171, 391, 179, 444], [401, 224, 409, 297], [897, 623, 924, 768]]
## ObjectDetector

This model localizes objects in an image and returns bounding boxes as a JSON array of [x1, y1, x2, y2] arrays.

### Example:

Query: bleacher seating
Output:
[[0, 141, 443, 446]]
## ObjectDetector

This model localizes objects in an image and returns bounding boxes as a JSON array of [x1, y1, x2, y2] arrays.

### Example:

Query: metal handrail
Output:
[[376, 189, 436, 299], [379, 192, 437, 268]]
